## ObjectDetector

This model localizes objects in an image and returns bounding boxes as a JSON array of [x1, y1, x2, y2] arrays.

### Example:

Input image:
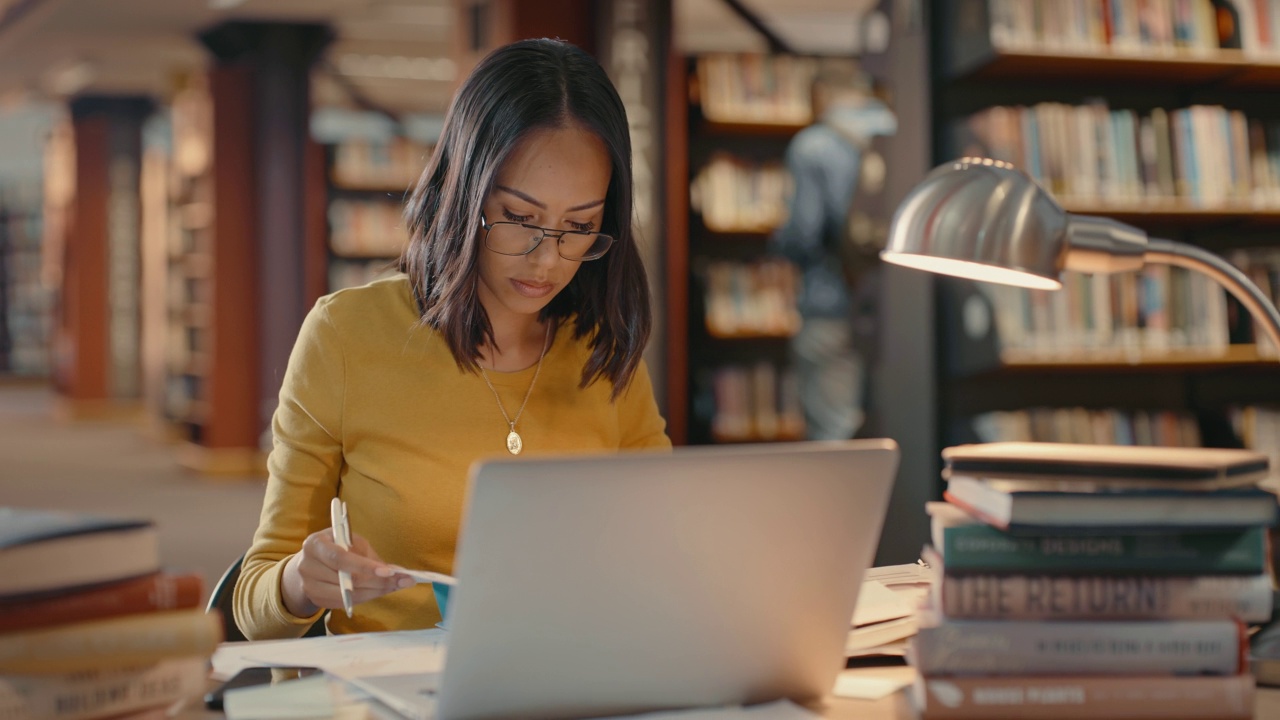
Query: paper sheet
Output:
[[851, 580, 913, 627], [586, 699, 823, 720], [830, 672, 912, 701], [342, 672, 442, 720], [390, 568, 457, 586], [212, 628, 448, 681]]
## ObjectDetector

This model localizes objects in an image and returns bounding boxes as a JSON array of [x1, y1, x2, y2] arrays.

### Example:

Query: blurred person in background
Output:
[[770, 61, 896, 441]]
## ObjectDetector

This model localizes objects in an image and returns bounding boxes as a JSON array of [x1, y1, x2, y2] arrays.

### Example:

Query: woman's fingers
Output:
[[297, 529, 414, 609]]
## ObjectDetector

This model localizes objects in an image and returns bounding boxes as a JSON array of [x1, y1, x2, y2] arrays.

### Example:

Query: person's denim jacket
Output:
[[770, 100, 897, 318]]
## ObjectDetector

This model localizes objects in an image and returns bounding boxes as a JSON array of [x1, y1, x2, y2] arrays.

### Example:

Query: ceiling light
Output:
[[335, 53, 455, 82], [45, 61, 96, 97]]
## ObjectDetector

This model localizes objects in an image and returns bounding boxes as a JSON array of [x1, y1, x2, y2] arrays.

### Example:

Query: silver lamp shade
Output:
[[881, 158, 1147, 290], [880, 157, 1280, 353]]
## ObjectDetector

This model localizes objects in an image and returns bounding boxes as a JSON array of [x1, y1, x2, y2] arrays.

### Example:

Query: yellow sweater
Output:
[[233, 275, 671, 640]]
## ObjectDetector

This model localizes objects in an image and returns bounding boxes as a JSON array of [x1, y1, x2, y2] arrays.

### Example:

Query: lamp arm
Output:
[[1145, 238, 1280, 355]]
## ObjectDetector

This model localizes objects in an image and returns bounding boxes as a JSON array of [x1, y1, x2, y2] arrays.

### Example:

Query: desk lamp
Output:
[[880, 157, 1280, 353]]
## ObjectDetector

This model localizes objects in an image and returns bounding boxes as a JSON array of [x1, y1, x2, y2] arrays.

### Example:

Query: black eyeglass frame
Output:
[[479, 212, 614, 262]]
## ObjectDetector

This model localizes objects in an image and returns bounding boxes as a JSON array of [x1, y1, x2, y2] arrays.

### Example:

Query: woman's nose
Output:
[[528, 235, 563, 265]]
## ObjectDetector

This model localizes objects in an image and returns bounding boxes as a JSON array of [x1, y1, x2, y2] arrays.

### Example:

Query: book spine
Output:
[[0, 609, 223, 674], [910, 619, 1243, 676], [940, 525, 1267, 575], [914, 673, 1255, 720], [939, 571, 1274, 621], [0, 656, 208, 720], [0, 573, 204, 635]]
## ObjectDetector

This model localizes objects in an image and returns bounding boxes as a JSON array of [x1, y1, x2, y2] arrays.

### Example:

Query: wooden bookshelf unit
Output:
[[919, 0, 1280, 459], [665, 53, 821, 446]]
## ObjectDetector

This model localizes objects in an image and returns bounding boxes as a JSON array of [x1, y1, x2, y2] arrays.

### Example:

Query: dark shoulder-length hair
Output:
[[398, 38, 650, 400]]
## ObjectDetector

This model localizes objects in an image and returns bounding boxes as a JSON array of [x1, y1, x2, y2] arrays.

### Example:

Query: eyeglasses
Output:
[[480, 213, 614, 262]]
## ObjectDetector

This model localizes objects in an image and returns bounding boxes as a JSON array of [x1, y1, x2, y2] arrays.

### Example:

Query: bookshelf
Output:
[[163, 78, 215, 433], [143, 66, 264, 473], [925, 0, 1280, 461], [666, 53, 818, 446], [0, 181, 49, 378], [320, 134, 432, 292]]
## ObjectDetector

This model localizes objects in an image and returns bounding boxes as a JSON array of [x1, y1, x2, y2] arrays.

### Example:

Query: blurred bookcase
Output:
[[322, 135, 429, 291], [924, 0, 1280, 474], [309, 109, 439, 293], [666, 53, 816, 445], [138, 68, 264, 473], [0, 180, 49, 379]]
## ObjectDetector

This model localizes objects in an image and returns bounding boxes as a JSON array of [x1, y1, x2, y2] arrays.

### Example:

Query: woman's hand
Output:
[[281, 528, 414, 618]]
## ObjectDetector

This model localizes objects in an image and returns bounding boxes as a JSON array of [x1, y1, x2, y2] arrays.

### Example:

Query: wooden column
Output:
[[54, 96, 152, 419], [453, 0, 595, 78], [188, 22, 331, 471]]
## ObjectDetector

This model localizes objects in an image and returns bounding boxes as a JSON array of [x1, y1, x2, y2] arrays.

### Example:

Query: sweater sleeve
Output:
[[617, 359, 672, 450], [233, 298, 345, 640]]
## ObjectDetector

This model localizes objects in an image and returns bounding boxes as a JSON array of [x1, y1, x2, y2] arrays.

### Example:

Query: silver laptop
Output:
[[437, 439, 900, 720]]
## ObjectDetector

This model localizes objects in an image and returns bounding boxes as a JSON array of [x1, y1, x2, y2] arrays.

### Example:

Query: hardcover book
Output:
[[927, 501, 1268, 575], [941, 442, 1270, 490], [0, 656, 207, 720], [910, 618, 1245, 676], [913, 673, 1254, 719], [0, 608, 223, 674], [944, 477, 1278, 534], [0, 507, 159, 599], [0, 573, 203, 635], [923, 546, 1274, 622]]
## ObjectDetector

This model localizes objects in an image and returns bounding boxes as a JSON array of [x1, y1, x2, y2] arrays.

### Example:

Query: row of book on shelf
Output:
[[702, 258, 800, 338], [986, 0, 1280, 57], [329, 258, 398, 293], [706, 361, 804, 443], [327, 198, 410, 259], [979, 247, 1280, 354], [330, 137, 433, 191], [907, 441, 1276, 718], [972, 406, 1206, 448], [0, 179, 50, 378], [0, 507, 222, 720], [961, 102, 1280, 208], [689, 153, 791, 233], [693, 54, 822, 126]]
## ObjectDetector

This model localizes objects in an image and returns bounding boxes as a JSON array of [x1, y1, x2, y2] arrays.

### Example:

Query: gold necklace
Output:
[[479, 323, 552, 455]]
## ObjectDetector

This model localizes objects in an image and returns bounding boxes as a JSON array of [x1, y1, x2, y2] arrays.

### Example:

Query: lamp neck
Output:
[[1145, 238, 1280, 355], [1062, 215, 1148, 275]]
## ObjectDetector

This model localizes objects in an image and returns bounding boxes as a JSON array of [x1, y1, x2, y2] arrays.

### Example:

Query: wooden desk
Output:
[[186, 666, 1280, 719]]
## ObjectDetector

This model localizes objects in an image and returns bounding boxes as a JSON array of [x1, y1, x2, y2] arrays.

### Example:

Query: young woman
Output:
[[233, 38, 671, 640]]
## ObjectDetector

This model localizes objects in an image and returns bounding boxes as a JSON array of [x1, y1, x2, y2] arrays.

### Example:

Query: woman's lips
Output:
[[510, 278, 554, 298]]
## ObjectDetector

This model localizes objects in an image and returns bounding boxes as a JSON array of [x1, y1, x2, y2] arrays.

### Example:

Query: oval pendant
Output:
[[506, 430, 523, 455]]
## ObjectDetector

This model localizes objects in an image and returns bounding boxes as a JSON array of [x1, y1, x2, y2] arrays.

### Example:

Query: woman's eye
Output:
[[502, 209, 532, 223], [569, 221, 595, 232]]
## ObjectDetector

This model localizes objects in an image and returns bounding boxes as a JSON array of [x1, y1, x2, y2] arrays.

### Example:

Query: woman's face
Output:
[[476, 123, 612, 324]]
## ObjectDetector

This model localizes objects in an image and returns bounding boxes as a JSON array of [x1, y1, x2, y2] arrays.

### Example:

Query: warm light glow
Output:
[[881, 252, 1062, 290]]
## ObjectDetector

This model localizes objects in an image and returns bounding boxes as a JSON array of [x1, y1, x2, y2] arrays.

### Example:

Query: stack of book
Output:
[[910, 442, 1276, 719], [0, 508, 223, 720]]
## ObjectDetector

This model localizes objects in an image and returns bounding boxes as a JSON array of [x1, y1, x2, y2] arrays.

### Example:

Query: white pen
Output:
[[330, 497, 355, 618]]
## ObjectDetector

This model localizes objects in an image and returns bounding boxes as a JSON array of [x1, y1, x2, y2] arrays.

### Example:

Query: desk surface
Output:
[[188, 667, 1280, 720]]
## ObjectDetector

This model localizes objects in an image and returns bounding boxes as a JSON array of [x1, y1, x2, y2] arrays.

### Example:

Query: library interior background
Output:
[[3, 0, 1280, 587]]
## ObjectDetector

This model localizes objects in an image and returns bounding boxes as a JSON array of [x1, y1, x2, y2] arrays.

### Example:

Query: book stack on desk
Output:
[[908, 442, 1277, 720], [0, 508, 223, 720]]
